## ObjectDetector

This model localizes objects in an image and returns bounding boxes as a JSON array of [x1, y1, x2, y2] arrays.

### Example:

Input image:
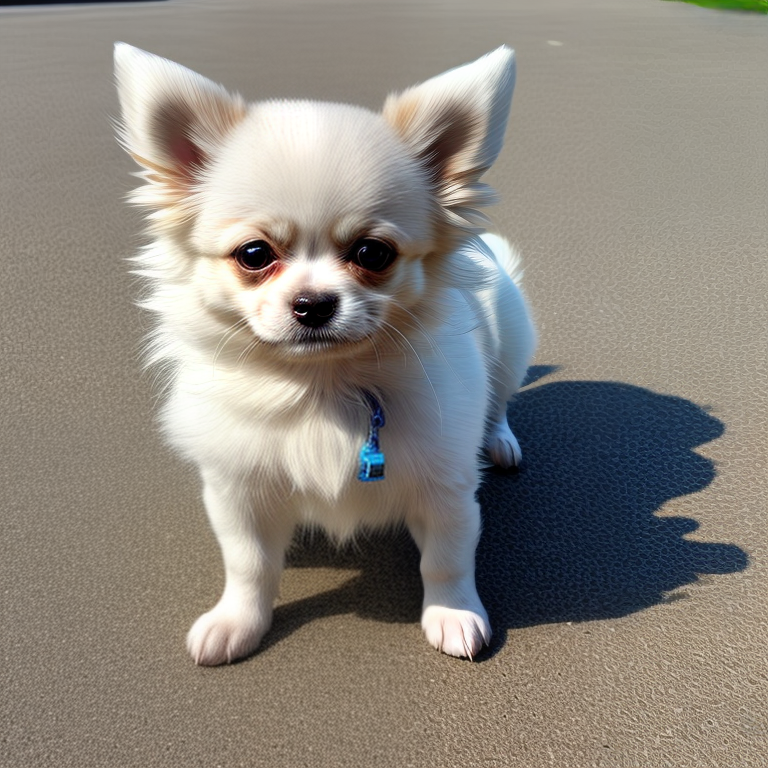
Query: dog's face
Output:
[[189, 101, 433, 356], [115, 45, 516, 360]]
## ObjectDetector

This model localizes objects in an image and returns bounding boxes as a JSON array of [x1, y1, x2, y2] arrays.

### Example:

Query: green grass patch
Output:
[[663, 0, 768, 12]]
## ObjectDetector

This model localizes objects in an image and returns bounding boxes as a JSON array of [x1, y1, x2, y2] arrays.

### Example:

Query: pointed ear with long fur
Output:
[[114, 43, 246, 204], [382, 46, 516, 230]]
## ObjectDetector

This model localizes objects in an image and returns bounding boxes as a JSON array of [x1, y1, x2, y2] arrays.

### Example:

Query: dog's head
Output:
[[115, 44, 515, 362]]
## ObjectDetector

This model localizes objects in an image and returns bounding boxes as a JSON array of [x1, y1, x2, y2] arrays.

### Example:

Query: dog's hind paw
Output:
[[485, 418, 522, 469], [186, 605, 268, 666], [421, 606, 491, 660]]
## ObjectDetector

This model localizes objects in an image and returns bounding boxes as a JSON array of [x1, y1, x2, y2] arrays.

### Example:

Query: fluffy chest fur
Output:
[[159, 290, 492, 539]]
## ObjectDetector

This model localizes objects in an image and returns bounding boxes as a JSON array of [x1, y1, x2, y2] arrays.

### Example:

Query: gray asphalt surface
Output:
[[1, 1, 766, 766]]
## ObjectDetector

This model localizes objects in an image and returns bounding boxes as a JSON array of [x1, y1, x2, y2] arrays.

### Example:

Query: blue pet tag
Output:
[[358, 392, 386, 482]]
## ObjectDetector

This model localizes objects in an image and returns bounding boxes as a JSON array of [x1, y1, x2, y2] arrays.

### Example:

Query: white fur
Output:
[[115, 43, 536, 664]]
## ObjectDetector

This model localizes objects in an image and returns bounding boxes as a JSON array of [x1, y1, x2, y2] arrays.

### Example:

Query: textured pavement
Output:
[[1, 1, 766, 766]]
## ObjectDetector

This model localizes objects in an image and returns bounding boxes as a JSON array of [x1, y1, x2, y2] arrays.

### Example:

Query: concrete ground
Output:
[[1, 1, 766, 766]]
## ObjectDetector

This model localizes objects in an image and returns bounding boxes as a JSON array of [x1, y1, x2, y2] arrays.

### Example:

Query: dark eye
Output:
[[233, 240, 276, 271], [348, 238, 396, 272]]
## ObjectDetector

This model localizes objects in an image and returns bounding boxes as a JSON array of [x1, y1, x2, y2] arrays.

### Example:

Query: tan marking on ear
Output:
[[382, 91, 420, 137], [384, 95, 477, 183]]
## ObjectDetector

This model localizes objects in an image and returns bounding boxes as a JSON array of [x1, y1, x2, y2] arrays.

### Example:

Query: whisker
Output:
[[212, 316, 252, 374], [376, 324, 409, 367], [381, 320, 443, 433], [390, 300, 474, 397], [235, 335, 261, 369], [390, 304, 438, 346], [364, 329, 383, 370]]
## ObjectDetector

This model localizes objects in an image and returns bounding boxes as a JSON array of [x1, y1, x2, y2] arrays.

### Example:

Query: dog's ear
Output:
[[114, 43, 246, 195], [382, 47, 515, 229]]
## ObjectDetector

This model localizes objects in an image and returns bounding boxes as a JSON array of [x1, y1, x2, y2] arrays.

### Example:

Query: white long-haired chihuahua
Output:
[[114, 43, 536, 664]]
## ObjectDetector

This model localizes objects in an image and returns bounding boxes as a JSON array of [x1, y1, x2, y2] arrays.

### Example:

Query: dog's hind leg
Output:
[[479, 234, 536, 469]]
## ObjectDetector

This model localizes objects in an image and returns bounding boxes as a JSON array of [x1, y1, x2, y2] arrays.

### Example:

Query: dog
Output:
[[114, 43, 536, 664]]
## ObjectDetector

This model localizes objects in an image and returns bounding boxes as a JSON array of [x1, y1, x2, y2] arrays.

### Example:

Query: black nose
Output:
[[292, 293, 338, 328]]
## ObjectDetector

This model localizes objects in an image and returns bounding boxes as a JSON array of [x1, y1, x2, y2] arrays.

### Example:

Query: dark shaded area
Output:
[[475, 379, 748, 656], [273, 376, 748, 654], [520, 364, 560, 388], [0, 1, 162, 6]]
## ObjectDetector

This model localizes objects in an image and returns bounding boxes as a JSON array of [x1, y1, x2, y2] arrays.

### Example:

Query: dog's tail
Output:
[[480, 232, 525, 288]]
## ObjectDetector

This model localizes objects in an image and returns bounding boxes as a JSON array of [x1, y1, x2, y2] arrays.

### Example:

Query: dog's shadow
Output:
[[266, 367, 748, 657]]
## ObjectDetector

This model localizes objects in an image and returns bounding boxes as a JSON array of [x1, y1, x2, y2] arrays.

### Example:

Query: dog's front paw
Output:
[[186, 605, 268, 666], [485, 419, 523, 469], [421, 605, 491, 660]]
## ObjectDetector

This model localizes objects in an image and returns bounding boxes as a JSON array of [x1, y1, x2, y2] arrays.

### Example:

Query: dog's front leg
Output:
[[186, 469, 295, 665], [408, 489, 491, 659]]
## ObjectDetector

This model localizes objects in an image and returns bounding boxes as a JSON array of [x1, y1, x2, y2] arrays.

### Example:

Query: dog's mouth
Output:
[[244, 304, 382, 358], [259, 326, 372, 358], [287, 331, 370, 356]]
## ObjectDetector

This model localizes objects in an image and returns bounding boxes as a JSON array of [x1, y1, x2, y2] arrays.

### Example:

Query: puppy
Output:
[[114, 43, 536, 664]]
